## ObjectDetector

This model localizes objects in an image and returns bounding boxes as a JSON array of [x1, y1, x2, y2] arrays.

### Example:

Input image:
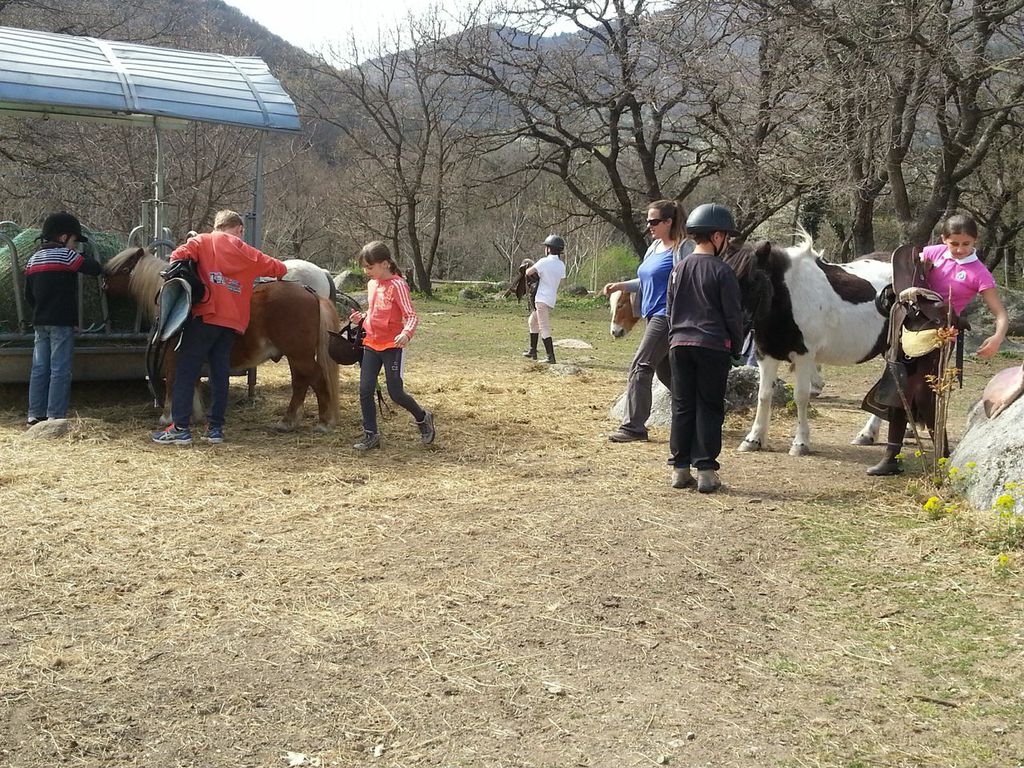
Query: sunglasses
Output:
[[646, 217, 669, 226]]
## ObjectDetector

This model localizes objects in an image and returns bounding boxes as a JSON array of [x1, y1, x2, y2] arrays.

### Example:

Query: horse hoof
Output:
[[312, 423, 331, 434], [273, 422, 296, 432], [789, 443, 811, 457], [850, 434, 875, 446], [737, 439, 762, 452]]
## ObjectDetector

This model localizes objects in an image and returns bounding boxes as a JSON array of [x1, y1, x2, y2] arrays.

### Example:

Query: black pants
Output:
[[668, 345, 732, 471], [359, 347, 425, 434]]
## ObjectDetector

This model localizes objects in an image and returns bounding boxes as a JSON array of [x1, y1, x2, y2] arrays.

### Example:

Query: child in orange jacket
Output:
[[152, 210, 287, 445], [349, 241, 435, 450]]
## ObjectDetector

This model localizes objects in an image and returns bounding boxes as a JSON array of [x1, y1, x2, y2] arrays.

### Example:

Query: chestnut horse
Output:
[[103, 247, 341, 431]]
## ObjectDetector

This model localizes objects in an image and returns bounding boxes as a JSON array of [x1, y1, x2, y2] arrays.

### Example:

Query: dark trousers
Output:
[[668, 344, 732, 471], [359, 347, 425, 435], [171, 317, 236, 430]]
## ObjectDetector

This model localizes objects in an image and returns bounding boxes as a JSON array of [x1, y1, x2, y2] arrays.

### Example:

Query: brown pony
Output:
[[103, 247, 341, 432], [608, 289, 641, 338]]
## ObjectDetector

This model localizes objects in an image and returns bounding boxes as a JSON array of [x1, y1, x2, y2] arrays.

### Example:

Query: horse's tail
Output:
[[316, 295, 341, 422]]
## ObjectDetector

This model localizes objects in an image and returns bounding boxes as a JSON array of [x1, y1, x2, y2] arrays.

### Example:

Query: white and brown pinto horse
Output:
[[103, 247, 342, 432], [724, 235, 889, 455]]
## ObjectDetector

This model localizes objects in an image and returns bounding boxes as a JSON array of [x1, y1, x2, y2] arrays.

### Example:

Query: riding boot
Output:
[[522, 333, 539, 359], [867, 443, 903, 476], [542, 336, 556, 364]]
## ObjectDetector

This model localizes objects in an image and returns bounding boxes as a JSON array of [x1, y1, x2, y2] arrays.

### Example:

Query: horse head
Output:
[[609, 289, 640, 338], [101, 246, 146, 297], [723, 240, 775, 330], [101, 246, 164, 320]]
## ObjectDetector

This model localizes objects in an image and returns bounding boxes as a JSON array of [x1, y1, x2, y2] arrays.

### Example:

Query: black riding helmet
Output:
[[685, 204, 738, 236], [40, 211, 89, 243], [543, 234, 565, 253]]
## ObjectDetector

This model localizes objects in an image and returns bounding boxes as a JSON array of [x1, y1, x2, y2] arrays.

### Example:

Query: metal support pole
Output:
[[154, 119, 166, 249], [249, 132, 266, 249]]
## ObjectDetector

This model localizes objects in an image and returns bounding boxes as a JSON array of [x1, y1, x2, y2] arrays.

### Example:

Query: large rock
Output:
[[961, 284, 1024, 353], [950, 393, 1024, 511], [608, 366, 788, 428]]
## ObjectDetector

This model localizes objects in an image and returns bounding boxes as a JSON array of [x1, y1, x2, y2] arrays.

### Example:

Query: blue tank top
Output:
[[637, 242, 675, 317]]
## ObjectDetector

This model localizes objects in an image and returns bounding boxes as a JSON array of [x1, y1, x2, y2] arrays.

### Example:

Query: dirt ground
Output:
[[1, 301, 1022, 768]]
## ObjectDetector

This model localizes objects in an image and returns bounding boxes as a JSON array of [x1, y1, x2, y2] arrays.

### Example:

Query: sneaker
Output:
[[26, 417, 47, 427], [151, 425, 193, 445], [353, 431, 381, 450], [609, 428, 648, 443], [417, 411, 436, 445], [202, 426, 225, 444], [697, 469, 722, 494], [672, 467, 695, 489]]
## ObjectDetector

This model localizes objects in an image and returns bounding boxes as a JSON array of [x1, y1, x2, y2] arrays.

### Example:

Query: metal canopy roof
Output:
[[0, 25, 301, 132]]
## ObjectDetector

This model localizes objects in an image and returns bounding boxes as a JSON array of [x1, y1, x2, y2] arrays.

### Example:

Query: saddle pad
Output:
[[901, 327, 942, 358]]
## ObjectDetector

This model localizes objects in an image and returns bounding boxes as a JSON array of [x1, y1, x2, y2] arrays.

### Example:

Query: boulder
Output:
[[553, 338, 593, 349], [609, 366, 788, 428], [563, 284, 589, 297], [458, 287, 483, 301], [333, 269, 366, 292], [549, 363, 584, 375], [961, 284, 1024, 353], [21, 418, 72, 439], [950, 390, 1024, 511]]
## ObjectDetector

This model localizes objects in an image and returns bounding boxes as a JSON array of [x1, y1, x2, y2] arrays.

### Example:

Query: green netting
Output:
[[0, 225, 141, 334]]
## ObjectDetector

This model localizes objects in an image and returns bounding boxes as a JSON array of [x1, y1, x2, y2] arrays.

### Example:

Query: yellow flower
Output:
[[922, 496, 941, 512], [895, 453, 905, 461], [937, 457, 948, 467], [1005, 481, 1019, 490], [994, 494, 1015, 512], [914, 450, 923, 458], [965, 461, 977, 470], [948, 466, 960, 477]]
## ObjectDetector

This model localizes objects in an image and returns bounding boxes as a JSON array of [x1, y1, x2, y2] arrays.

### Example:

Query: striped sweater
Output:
[[25, 245, 102, 326], [363, 275, 419, 351]]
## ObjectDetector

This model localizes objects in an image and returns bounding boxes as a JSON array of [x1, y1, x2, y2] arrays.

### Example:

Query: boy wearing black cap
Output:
[[24, 211, 102, 425]]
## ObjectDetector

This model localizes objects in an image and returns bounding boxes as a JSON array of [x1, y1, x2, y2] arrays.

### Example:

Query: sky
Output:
[[223, 0, 467, 55]]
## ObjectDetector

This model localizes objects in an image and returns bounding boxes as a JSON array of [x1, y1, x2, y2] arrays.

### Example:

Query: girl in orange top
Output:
[[349, 241, 435, 450]]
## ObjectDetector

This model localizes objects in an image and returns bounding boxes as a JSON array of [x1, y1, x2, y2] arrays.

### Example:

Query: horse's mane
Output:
[[784, 227, 819, 262], [106, 246, 165, 321], [723, 240, 777, 327]]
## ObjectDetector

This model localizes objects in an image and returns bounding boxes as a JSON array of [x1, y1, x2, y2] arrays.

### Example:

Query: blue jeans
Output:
[[28, 325, 75, 420], [359, 347, 425, 434], [170, 317, 236, 430]]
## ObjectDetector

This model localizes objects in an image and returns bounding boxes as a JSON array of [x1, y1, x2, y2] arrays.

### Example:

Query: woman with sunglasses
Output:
[[603, 199, 693, 442]]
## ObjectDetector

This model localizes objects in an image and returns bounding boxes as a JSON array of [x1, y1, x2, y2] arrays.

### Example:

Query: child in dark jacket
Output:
[[666, 204, 744, 493], [24, 212, 102, 425]]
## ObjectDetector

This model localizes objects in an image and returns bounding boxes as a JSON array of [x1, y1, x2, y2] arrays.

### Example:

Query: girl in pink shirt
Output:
[[349, 241, 435, 450], [868, 213, 1008, 476], [920, 214, 1007, 357]]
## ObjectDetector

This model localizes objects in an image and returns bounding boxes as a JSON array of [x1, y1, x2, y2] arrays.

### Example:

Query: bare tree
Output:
[[447, 0, 723, 256], [301, 12, 494, 294], [766, 0, 1024, 251]]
